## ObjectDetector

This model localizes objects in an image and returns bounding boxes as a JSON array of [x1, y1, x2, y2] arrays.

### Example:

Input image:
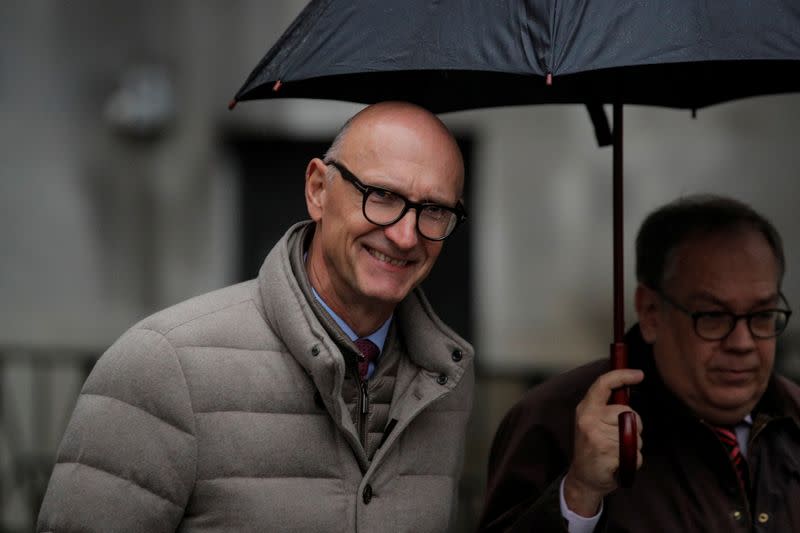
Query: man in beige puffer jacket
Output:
[[37, 101, 475, 533]]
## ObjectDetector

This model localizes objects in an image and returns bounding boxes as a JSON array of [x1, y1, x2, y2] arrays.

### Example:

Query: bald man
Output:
[[38, 102, 475, 533]]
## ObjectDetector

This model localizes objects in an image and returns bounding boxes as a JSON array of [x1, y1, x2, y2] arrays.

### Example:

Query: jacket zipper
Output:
[[359, 378, 369, 452], [351, 364, 369, 453]]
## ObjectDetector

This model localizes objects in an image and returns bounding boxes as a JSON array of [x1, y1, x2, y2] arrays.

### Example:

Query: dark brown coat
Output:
[[479, 325, 800, 533]]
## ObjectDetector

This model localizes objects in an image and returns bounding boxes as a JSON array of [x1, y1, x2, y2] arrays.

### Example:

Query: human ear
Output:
[[305, 158, 329, 222], [635, 283, 661, 343]]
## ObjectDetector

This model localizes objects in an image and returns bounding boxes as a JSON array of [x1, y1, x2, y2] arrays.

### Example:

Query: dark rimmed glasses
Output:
[[658, 291, 792, 341], [326, 159, 467, 241]]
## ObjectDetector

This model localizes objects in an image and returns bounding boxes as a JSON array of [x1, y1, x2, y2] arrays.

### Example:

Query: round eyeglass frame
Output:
[[326, 159, 467, 241], [658, 290, 792, 341]]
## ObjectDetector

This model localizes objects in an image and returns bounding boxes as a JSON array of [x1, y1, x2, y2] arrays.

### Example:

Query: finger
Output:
[[588, 405, 640, 426], [583, 369, 644, 406], [579, 409, 641, 449]]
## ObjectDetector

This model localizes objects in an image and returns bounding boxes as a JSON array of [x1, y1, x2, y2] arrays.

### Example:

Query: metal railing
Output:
[[0, 346, 99, 533]]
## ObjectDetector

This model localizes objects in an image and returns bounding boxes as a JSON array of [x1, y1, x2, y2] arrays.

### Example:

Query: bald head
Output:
[[325, 102, 464, 196], [304, 101, 466, 333]]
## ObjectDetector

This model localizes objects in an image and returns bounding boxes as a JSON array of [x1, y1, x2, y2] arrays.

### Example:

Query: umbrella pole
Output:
[[611, 102, 636, 488], [613, 103, 625, 343], [610, 102, 627, 376]]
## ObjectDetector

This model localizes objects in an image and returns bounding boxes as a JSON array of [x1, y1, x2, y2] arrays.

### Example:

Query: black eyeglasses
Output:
[[325, 159, 467, 241], [658, 291, 792, 341]]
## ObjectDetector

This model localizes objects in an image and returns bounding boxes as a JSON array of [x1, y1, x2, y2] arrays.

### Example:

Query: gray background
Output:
[[1, 1, 798, 530]]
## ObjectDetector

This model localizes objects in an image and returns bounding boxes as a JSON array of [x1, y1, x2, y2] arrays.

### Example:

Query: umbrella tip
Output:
[[228, 98, 238, 110], [273, 80, 282, 92], [546, 72, 553, 86]]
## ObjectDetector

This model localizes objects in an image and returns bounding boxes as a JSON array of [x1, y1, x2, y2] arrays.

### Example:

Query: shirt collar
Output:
[[311, 287, 392, 352]]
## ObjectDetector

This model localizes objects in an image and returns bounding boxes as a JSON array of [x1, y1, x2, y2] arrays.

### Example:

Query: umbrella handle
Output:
[[610, 342, 637, 488], [616, 411, 637, 488]]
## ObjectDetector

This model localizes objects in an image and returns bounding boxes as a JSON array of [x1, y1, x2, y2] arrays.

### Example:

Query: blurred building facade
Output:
[[1, 1, 799, 530]]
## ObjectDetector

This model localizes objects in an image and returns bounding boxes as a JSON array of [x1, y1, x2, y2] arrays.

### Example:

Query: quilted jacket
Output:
[[38, 221, 475, 533]]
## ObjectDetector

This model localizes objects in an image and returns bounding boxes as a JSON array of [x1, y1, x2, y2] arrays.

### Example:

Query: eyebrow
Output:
[[688, 291, 780, 309], [334, 160, 458, 207], [364, 177, 457, 207]]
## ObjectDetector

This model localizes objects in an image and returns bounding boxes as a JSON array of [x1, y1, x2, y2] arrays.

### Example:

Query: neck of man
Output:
[[305, 246, 394, 337]]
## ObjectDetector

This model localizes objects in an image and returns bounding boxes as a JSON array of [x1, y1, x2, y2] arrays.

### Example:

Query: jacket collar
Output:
[[256, 221, 474, 394]]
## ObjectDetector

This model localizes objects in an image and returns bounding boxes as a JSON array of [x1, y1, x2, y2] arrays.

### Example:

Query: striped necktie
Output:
[[354, 338, 379, 380], [711, 425, 749, 489]]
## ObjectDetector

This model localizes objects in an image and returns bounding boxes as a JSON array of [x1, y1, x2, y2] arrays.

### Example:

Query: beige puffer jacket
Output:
[[37, 222, 474, 533]]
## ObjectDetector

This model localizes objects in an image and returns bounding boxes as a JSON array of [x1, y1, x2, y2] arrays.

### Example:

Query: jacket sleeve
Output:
[[476, 402, 570, 533], [37, 328, 197, 533]]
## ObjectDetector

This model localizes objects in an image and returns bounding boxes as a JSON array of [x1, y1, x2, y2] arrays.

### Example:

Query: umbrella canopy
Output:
[[229, 0, 800, 486], [231, 0, 800, 113]]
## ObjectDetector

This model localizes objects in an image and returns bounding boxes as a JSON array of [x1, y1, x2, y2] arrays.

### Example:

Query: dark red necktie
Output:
[[711, 425, 749, 489], [354, 338, 379, 380]]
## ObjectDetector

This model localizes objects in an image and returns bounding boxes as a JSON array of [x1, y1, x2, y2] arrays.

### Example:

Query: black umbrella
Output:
[[231, 0, 800, 112], [229, 0, 800, 486]]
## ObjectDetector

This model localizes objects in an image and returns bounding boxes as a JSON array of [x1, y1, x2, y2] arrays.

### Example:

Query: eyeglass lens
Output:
[[364, 191, 457, 239], [695, 310, 789, 340]]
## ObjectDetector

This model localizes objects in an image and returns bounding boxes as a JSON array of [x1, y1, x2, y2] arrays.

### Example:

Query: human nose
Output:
[[384, 209, 419, 249], [722, 316, 757, 351]]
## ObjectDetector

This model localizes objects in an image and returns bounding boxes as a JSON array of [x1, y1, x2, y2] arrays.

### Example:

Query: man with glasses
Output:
[[478, 195, 800, 532], [38, 101, 474, 533]]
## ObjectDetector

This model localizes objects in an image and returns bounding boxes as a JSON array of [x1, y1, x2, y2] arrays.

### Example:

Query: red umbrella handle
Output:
[[610, 341, 636, 488], [617, 411, 637, 487]]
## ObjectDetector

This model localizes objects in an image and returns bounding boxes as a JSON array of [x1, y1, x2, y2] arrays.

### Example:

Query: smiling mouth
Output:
[[366, 247, 410, 267]]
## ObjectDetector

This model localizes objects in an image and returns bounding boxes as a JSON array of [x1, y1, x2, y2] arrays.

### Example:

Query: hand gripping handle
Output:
[[610, 342, 636, 488]]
